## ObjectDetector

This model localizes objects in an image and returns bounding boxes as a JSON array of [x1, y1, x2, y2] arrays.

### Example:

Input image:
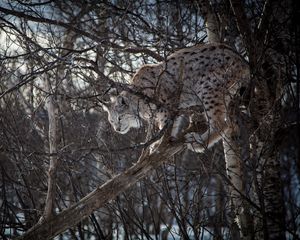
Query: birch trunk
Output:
[[197, 0, 220, 43], [199, 1, 252, 238], [223, 121, 253, 239], [40, 30, 77, 221], [41, 79, 58, 221]]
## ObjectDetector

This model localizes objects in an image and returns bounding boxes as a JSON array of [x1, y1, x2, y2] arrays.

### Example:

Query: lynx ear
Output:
[[107, 87, 118, 96], [107, 88, 118, 103]]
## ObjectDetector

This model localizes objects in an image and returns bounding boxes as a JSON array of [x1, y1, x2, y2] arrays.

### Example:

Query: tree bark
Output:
[[263, 143, 285, 239], [40, 29, 78, 221], [41, 79, 58, 221], [223, 122, 253, 239], [196, 0, 220, 43]]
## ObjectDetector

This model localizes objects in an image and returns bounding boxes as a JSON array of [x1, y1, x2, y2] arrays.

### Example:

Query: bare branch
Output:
[[229, 0, 256, 60], [0, 6, 163, 61]]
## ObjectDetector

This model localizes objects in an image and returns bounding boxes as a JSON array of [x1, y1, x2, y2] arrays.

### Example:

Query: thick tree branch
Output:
[[15, 127, 185, 240]]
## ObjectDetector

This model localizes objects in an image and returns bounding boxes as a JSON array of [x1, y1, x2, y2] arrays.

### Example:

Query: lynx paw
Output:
[[149, 139, 163, 154]]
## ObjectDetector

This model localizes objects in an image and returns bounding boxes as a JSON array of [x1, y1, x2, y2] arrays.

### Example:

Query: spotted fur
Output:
[[101, 43, 250, 152]]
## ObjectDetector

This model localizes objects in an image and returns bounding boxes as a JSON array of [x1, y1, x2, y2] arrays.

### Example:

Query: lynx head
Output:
[[100, 89, 142, 134]]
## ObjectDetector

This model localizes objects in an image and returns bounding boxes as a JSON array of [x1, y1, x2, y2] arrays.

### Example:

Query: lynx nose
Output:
[[116, 126, 121, 132]]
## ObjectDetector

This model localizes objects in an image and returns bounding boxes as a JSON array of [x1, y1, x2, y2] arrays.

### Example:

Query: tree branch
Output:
[[15, 126, 185, 240], [229, 0, 256, 61], [0, 6, 163, 61]]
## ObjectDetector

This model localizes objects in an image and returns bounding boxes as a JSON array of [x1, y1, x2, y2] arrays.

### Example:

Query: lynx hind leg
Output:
[[186, 101, 229, 152], [149, 138, 163, 154], [144, 122, 163, 154], [186, 126, 229, 152]]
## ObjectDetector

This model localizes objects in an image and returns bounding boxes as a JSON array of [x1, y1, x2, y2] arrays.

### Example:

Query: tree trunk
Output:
[[263, 143, 285, 239], [41, 79, 58, 221], [229, 0, 289, 238], [200, 1, 253, 237], [197, 0, 220, 43]]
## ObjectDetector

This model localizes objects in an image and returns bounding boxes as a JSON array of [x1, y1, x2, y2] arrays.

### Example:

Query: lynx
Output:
[[101, 43, 249, 152]]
